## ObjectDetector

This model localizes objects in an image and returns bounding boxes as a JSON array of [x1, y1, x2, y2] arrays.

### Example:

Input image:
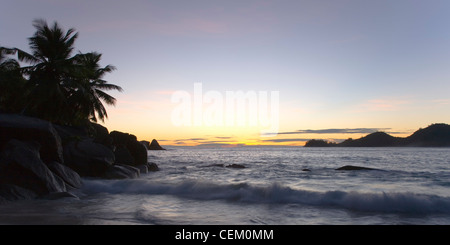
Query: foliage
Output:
[[0, 19, 122, 125]]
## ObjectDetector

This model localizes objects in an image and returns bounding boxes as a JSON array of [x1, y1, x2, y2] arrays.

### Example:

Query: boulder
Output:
[[140, 140, 150, 150], [41, 191, 79, 200], [63, 138, 115, 177], [0, 113, 63, 163], [226, 164, 246, 169], [128, 141, 148, 166], [147, 162, 160, 172], [135, 164, 148, 174], [0, 184, 38, 203], [110, 130, 138, 145], [148, 139, 165, 150], [46, 161, 82, 189], [53, 124, 88, 143], [102, 164, 140, 179], [0, 140, 66, 195], [114, 145, 135, 165], [335, 165, 378, 171], [89, 122, 112, 148], [110, 131, 148, 166]]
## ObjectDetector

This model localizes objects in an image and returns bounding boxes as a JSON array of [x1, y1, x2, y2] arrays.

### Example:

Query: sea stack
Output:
[[148, 139, 165, 150]]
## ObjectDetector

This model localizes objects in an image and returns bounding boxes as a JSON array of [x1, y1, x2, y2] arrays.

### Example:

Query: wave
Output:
[[81, 179, 450, 214]]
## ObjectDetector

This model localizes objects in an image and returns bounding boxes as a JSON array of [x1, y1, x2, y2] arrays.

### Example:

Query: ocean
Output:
[[0, 146, 450, 225]]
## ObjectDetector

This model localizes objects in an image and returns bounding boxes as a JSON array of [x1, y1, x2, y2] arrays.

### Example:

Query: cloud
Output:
[[274, 128, 391, 135], [215, 136, 233, 139], [173, 141, 187, 145], [432, 99, 450, 105], [172, 137, 239, 146], [262, 138, 310, 143], [173, 138, 207, 142], [195, 143, 246, 148]]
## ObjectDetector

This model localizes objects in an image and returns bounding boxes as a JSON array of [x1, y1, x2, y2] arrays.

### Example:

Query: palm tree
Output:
[[69, 52, 123, 123], [4, 19, 122, 125], [14, 19, 82, 123], [0, 47, 26, 113]]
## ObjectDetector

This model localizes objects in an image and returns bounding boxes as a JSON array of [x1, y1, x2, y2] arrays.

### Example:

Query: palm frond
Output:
[[92, 80, 123, 92], [94, 89, 116, 106], [15, 48, 40, 64]]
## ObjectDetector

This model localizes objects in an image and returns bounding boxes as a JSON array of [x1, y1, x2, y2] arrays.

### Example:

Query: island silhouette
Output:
[[305, 123, 450, 147]]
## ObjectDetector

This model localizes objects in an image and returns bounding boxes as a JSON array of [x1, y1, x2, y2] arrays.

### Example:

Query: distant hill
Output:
[[339, 131, 403, 147], [304, 123, 450, 147], [404, 123, 450, 147]]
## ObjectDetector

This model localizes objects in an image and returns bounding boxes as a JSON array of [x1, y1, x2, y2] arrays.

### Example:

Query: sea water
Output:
[[0, 147, 450, 225]]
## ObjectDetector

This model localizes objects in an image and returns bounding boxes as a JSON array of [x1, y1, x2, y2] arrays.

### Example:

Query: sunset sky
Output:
[[2, 0, 450, 146]]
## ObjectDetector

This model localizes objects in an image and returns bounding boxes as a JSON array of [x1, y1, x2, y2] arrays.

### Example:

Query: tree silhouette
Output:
[[69, 52, 123, 123], [1, 19, 122, 125], [0, 47, 26, 113]]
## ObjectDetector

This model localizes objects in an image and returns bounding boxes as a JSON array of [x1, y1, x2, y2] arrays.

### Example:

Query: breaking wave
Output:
[[82, 178, 450, 214]]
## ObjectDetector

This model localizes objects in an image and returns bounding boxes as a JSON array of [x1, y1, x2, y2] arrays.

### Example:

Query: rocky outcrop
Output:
[[89, 122, 112, 147], [140, 140, 150, 150], [148, 139, 165, 150], [110, 131, 148, 166], [0, 113, 161, 203], [63, 138, 115, 177], [225, 164, 246, 169], [0, 114, 63, 163], [114, 145, 135, 165], [0, 184, 37, 204], [147, 162, 160, 172], [0, 140, 67, 196], [335, 165, 378, 171], [201, 163, 245, 169], [46, 161, 82, 189], [102, 164, 140, 179]]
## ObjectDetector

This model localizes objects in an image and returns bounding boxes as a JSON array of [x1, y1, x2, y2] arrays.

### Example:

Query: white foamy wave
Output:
[[82, 179, 450, 214]]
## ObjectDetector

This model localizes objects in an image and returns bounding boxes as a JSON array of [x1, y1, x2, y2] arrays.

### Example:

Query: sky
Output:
[[2, 0, 450, 146]]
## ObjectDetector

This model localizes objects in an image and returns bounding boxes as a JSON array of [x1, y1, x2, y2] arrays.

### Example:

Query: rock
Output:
[[110, 130, 138, 144], [114, 145, 135, 165], [41, 191, 79, 200], [89, 122, 113, 148], [110, 131, 148, 166], [148, 139, 165, 150], [147, 162, 160, 172], [0, 140, 66, 195], [335, 165, 378, 171], [63, 138, 115, 177], [125, 141, 148, 166], [140, 140, 150, 150], [135, 164, 148, 174], [226, 164, 246, 169], [0, 184, 38, 203], [53, 124, 88, 142], [202, 164, 225, 168], [0, 113, 64, 163], [102, 164, 140, 179], [46, 161, 82, 189]]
